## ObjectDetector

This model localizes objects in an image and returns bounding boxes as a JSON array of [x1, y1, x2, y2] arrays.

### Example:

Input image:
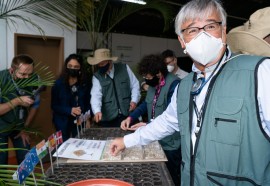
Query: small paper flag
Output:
[[55, 130, 63, 145], [48, 134, 56, 152], [17, 147, 39, 184], [36, 140, 48, 159]]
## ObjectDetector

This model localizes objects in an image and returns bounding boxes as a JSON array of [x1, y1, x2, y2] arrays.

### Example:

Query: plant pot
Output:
[[67, 178, 134, 186]]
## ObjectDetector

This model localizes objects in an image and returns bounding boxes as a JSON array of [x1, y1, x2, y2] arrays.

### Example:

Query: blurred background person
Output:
[[162, 49, 189, 79], [88, 48, 140, 128], [120, 54, 181, 186], [51, 54, 91, 142], [141, 49, 188, 91]]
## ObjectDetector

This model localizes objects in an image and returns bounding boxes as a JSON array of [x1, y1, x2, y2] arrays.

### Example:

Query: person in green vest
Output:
[[141, 50, 188, 92], [121, 54, 181, 185], [110, 0, 270, 185], [88, 48, 140, 127], [0, 54, 40, 164]]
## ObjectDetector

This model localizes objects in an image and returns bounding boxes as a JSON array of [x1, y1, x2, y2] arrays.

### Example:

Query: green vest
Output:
[[145, 73, 181, 150], [94, 63, 131, 121], [177, 55, 270, 186], [0, 70, 24, 131]]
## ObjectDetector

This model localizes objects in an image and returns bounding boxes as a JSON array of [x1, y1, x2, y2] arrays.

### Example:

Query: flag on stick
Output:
[[47, 134, 56, 174], [16, 147, 39, 184], [36, 140, 48, 176]]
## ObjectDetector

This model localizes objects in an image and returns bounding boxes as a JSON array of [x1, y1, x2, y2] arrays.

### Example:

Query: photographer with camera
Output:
[[0, 54, 40, 164]]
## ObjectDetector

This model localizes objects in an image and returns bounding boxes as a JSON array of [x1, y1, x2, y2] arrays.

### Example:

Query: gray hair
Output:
[[175, 0, 227, 37]]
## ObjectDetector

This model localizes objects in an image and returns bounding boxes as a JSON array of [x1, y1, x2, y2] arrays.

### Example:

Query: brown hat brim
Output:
[[87, 56, 118, 65], [227, 30, 270, 56]]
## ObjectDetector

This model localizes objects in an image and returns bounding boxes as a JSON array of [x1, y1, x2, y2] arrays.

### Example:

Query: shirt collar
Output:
[[106, 63, 115, 78]]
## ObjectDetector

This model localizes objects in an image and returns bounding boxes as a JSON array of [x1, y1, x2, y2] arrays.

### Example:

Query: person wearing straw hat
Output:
[[227, 7, 270, 56], [88, 48, 140, 128], [110, 0, 270, 185]]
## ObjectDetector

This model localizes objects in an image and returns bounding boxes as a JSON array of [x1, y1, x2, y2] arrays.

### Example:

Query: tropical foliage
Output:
[[0, 62, 56, 185], [0, 0, 92, 35], [0, 1, 91, 185], [80, 0, 174, 50]]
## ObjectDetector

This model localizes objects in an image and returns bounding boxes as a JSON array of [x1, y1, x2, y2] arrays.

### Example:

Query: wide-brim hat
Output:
[[227, 7, 270, 56], [87, 48, 118, 65]]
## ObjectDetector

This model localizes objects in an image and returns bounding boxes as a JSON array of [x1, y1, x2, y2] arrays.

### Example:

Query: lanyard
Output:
[[11, 74, 25, 96], [192, 49, 229, 136]]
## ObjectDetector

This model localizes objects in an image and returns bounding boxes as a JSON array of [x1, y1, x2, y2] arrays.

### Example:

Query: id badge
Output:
[[19, 108, 24, 120]]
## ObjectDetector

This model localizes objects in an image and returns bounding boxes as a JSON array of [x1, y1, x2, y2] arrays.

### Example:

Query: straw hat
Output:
[[227, 7, 270, 56], [87, 48, 118, 65]]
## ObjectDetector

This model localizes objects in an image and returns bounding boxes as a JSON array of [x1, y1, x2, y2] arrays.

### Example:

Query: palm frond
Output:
[[0, 165, 62, 186], [0, 61, 55, 100], [80, 0, 174, 50], [0, 0, 93, 35]]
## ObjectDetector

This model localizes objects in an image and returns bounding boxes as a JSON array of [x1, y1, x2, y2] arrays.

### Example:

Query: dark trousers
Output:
[[54, 120, 78, 142], [164, 147, 181, 186], [99, 114, 127, 128], [0, 131, 30, 165]]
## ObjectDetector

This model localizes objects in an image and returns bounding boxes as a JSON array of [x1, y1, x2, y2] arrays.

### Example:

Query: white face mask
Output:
[[167, 65, 175, 72], [184, 31, 223, 66]]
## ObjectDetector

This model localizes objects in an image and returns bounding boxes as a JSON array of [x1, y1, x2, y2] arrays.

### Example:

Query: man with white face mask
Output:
[[162, 49, 189, 79], [110, 0, 270, 185]]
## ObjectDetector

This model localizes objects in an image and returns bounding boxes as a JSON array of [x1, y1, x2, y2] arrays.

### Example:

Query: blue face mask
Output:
[[98, 62, 110, 74]]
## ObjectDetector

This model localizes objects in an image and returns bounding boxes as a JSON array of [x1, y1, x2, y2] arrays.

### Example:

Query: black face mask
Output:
[[98, 62, 110, 74], [67, 68, 80, 77], [15, 78, 30, 85], [145, 76, 160, 87]]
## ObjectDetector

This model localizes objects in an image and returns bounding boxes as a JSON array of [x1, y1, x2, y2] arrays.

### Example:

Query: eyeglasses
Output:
[[17, 72, 33, 77], [181, 22, 222, 37], [165, 58, 175, 65]]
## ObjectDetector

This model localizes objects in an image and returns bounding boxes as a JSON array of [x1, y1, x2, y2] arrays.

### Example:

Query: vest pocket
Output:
[[177, 98, 189, 135], [210, 97, 243, 145], [207, 171, 261, 186]]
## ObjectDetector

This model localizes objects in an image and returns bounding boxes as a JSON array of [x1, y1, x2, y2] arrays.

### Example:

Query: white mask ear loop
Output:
[[182, 38, 188, 54]]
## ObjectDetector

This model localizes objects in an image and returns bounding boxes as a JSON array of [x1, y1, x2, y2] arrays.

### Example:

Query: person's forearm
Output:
[[25, 108, 38, 126], [0, 98, 19, 115]]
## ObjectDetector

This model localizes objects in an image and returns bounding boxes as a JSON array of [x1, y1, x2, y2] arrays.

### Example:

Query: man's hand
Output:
[[129, 102, 137, 112], [16, 96, 34, 107], [94, 112, 102, 123], [120, 117, 132, 130], [14, 131, 30, 147], [110, 137, 125, 156], [71, 107, 81, 117], [127, 122, 146, 131]]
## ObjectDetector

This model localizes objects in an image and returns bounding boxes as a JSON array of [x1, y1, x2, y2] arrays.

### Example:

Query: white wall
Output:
[[0, 14, 76, 70], [0, 19, 7, 70]]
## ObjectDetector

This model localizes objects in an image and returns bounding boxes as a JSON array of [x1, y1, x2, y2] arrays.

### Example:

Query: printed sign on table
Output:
[[53, 138, 106, 161]]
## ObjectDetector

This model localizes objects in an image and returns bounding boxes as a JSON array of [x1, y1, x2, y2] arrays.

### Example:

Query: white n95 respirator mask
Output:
[[184, 32, 223, 66], [167, 65, 175, 72]]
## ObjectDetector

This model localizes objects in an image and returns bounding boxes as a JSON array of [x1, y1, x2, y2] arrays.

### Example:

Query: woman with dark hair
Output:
[[51, 54, 91, 142], [120, 54, 181, 186]]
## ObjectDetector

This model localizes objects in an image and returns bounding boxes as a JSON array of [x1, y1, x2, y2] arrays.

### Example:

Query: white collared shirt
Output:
[[124, 50, 270, 152], [90, 63, 141, 114], [175, 67, 189, 79]]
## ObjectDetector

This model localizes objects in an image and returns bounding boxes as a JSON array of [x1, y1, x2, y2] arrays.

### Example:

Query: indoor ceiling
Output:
[[109, 0, 270, 38]]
